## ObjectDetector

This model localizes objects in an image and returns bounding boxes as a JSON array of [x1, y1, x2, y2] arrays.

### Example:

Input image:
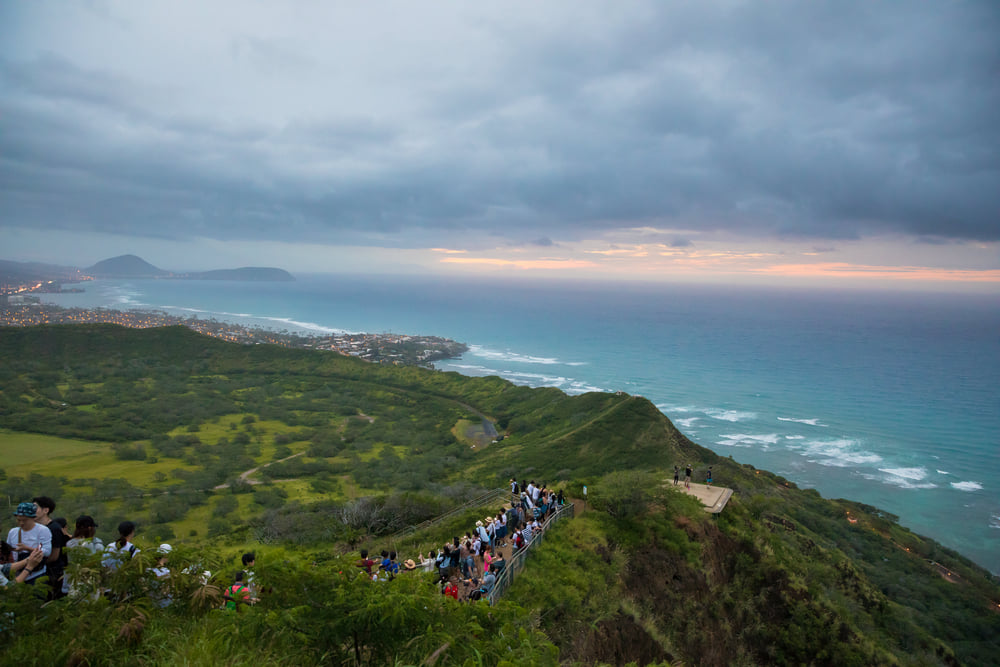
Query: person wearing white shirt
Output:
[[6, 502, 52, 583]]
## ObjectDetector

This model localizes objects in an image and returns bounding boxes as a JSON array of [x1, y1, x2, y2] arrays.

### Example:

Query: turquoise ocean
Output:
[[40, 274, 1000, 573]]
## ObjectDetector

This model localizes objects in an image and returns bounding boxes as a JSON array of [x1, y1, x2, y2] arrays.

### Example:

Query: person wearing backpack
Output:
[[102, 521, 139, 570], [224, 571, 251, 611]]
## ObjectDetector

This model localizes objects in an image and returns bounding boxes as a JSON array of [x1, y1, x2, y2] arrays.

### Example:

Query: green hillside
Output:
[[1, 324, 998, 666]]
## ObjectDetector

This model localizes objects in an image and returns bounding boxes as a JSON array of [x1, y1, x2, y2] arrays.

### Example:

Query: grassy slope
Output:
[[2, 324, 999, 666]]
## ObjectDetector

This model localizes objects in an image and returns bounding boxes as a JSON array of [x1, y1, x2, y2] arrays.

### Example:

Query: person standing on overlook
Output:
[[673, 466, 680, 486], [706, 467, 713, 488], [684, 464, 692, 489]]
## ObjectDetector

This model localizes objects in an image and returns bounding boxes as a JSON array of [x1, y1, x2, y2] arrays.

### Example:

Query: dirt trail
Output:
[[213, 451, 305, 489]]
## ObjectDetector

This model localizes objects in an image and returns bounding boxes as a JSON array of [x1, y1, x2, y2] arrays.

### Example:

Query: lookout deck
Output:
[[672, 481, 734, 514]]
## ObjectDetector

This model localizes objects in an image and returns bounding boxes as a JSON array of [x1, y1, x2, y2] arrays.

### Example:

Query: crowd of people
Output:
[[1, 495, 261, 612], [4, 481, 567, 608], [355, 478, 566, 602]]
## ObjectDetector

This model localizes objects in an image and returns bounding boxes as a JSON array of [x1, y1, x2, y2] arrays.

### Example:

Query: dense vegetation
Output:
[[1, 324, 998, 666]]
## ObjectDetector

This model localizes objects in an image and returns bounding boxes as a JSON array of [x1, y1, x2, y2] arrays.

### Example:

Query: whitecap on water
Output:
[[875, 467, 938, 489], [791, 439, 883, 467], [704, 408, 758, 422], [717, 433, 780, 449], [468, 345, 562, 365], [777, 416, 826, 427], [951, 481, 983, 492]]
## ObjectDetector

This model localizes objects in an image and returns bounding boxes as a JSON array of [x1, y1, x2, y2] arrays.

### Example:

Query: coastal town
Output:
[[0, 291, 468, 367]]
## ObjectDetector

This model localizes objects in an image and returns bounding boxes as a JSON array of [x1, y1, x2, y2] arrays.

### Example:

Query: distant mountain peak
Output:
[[87, 255, 168, 277]]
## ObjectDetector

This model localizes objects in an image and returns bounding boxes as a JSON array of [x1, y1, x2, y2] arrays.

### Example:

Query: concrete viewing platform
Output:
[[670, 481, 734, 514]]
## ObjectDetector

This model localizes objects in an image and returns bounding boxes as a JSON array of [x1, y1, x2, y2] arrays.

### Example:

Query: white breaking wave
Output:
[[468, 345, 564, 365], [567, 380, 606, 394], [500, 370, 568, 385], [991, 515, 1000, 530], [937, 470, 950, 475], [674, 417, 701, 429], [162, 305, 254, 318], [951, 481, 983, 492], [704, 408, 758, 422], [789, 438, 883, 467], [875, 467, 938, 489], [660, 404, 697, 414], [258, 316, 343, 334], [777, 416, 825, 427], [717, 433, 780, 449], [880, 467, 928, 480], [785, 435, 805, 440], [447, 363, 500, 374]]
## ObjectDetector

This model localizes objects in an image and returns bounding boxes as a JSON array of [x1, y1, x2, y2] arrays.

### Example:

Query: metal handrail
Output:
[[487, 500, 575, 606], [389, 488, 509, 541]]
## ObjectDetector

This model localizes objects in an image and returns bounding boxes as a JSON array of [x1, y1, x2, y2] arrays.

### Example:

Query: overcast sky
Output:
[[2, 1, 998, 289]]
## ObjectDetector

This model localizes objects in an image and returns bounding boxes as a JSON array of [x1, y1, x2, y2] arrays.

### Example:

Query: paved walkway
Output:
[[670, 481, 733, 514]]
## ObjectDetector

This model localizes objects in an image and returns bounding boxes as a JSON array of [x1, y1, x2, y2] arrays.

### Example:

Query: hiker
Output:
[[460, 540, 473, 578], [673, 466, 680, 486], [505, 503, 519, 535], [491, 551, 506, 575], [512, 528, 525, 551], [62, 515, 103, 599], [103, 521, 139, 570], [242, 552, 260, 599], [706, 467, 713, 488], [1, 540, 44, 586], [435, 547, 448, 582], [33, 496, 68, 598], [7, 501, 52, 584], [356, 548, 375, 576], [684, 464, 692, 489], [495, 510, 507, 547], [223, 571, 251, 611], [419, 551, 436, 573], [148, 544, 172, 608], [442, 578, 459, 600]]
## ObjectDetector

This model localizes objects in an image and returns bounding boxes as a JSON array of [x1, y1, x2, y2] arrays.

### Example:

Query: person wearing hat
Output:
[[62, 515, 103, 598], [403, 559, 417, 572], [6, 501, 52, 584], [149, 544, 173, 607]]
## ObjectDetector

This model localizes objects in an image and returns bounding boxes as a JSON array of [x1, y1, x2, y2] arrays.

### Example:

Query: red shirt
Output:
[[444, 584, 458, 600]]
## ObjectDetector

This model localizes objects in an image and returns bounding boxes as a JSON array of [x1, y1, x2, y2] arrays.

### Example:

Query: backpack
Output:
[[224, 583, 248, 611], [103, 543, 137, 572]]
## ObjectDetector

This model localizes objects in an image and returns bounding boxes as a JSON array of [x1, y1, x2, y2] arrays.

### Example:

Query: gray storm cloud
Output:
[[1, 1, 997, 248]]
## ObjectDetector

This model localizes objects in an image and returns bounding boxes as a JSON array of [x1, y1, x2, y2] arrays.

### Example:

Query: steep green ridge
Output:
[[1, 324, 998, 666]]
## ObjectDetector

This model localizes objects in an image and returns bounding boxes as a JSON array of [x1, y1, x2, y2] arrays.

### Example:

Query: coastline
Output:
[[0, 303, 468, 366], [12, 275, 1000, 574]]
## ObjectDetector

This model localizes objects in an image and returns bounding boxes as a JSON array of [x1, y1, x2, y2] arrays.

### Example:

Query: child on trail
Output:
[[224, 571, 252, 611]]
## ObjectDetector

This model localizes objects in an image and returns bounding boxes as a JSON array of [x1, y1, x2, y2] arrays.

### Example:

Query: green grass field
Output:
[[0, 430, 198, 485]]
